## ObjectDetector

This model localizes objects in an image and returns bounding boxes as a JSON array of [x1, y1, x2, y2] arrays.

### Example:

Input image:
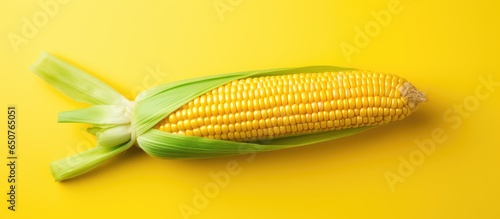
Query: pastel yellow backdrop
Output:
[[1, 0, 499, 218]]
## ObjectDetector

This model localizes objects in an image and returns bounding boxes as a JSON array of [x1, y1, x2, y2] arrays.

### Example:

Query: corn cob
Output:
[[31, 53, 427, 181], [155, 71, 423, 141]]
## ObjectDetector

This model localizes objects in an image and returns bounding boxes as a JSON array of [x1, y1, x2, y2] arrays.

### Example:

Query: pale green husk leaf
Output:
[[31, 52, 127, 105], [137, 127, 372, 159], [50, 139, 134, 181], [58, 105, 130, 125]]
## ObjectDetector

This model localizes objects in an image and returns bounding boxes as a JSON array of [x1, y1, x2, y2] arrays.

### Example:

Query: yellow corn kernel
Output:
[[155, 71, 423, 141]]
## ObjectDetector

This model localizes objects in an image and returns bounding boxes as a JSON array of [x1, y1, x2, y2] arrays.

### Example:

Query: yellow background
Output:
[[1, 0, 499, 218]]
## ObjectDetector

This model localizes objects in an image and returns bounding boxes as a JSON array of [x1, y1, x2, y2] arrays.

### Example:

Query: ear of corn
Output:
[[154, 71, 414, 142], [31, 53, 426, 181]]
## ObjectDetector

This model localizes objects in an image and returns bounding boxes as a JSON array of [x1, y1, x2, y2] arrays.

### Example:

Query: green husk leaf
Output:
[[50, 140, 134, 181], [31, 52, 128, 105], [58, 105, 130, 125], [31, 53, 135, 181], [137, 127, 373, 159], [96, 125, 132, 147]]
